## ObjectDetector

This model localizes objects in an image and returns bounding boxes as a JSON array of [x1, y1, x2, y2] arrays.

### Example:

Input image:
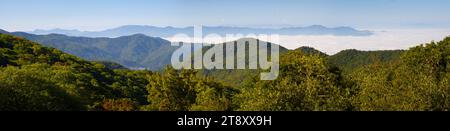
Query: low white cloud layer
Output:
[[166, 29, 450, 55]]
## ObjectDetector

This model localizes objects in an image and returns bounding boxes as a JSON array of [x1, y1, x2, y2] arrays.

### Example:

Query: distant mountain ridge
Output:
[[0, 29, 8, 34], [28, 25, 373, 38]]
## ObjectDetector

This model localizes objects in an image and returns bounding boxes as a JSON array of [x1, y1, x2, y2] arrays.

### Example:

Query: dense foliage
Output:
[[142, 66, 235, 111], [1, 33, 450, 111], [0, 34, 150, 110], [0, 34, 233, 111], [350, 38, 450, 111], [328, 49, 403, 73], [234, 50, 351, 111]]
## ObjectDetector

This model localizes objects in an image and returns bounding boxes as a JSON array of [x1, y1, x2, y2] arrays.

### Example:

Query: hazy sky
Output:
[[1, 0, 450, 31]]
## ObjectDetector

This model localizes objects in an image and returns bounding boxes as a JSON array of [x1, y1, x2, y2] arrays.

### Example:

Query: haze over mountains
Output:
[[28, 25, 373, 38]]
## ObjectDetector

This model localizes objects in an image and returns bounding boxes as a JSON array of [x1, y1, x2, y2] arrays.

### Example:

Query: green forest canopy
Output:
[[1, 33, 450, 111]]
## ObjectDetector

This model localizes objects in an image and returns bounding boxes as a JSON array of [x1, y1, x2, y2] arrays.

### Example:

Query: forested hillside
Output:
[[8, 32, 178, 70], [328, 49, 404, 73], [234, 37, 450, 111], [349, 38, 450, 110], [1, 33, 450, 111], [199, 38, 289, 87], [0, 34, 233, 111]]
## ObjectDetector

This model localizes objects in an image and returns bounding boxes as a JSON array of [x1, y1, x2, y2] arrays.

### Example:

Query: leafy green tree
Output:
[[142, 67, 196, 111], [0, 64, 83, 111], [142, 66, 234, 111], [235, 50, 351, 111], [351, 37, 450, 111], [190, 79, 234, 111], [0, 34, 150, 111]]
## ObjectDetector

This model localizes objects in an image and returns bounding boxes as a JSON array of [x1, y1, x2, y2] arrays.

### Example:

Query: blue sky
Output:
[[1, 0, 449, 31]]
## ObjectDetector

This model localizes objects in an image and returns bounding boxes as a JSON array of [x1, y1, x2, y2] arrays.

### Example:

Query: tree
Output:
[[351, 37, 450, 111], [142, 66, 234, 111], [0, 64, 83, 111], [0, 34, 151, 111], [235, 50, 351, 111]]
